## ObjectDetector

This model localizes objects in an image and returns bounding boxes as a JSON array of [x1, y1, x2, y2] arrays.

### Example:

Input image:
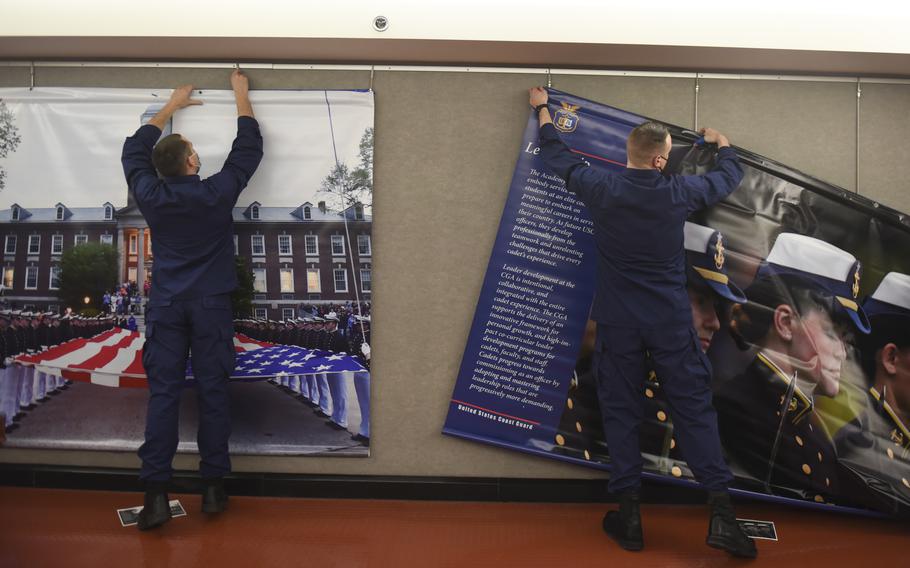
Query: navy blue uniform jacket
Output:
[[538, 123, 744, 327], [121, 117, 263, 300]]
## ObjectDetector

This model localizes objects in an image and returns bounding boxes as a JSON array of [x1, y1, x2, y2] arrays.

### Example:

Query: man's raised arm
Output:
[[216, 69, 263, 203]]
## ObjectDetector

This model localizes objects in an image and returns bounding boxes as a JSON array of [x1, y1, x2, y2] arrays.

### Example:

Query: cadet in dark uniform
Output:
[[719, 233, 870, 505], [121, 70, 262, 530], [530, 87, 755, 557], [836, 271, 910, 517]]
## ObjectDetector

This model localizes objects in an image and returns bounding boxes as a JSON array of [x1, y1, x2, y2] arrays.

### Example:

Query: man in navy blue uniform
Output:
[[122, 69, 262, 530], [529, 87, 755, 557]]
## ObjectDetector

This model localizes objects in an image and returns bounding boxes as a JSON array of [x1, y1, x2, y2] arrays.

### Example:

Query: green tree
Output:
[[231, 256, 255, 317], [0, 99, 22, 192], [58, 243, 118, 311], [318, 127, 373, 212]]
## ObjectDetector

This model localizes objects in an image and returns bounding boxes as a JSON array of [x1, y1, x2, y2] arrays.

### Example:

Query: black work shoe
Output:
[[602, 491, 644, 551], [706, 491, 757, 558], [137, 490, 171, 531], [201, 478, 228, 514]]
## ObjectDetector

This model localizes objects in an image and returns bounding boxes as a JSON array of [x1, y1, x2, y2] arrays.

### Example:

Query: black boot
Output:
[[706, 491, 757, 558], [602, 491, 644, 551], [201, 478, 228, 514], [137, 483, 171, 531]]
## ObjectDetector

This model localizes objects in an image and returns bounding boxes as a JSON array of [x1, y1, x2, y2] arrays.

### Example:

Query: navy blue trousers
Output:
[[594, 323, 733, 493], [139, 294, 235, 482]]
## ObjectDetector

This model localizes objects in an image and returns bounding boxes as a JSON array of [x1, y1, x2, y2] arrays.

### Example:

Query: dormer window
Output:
[[56, 206, 65, 220], [251, 204, 260, 220], [354, 204, 364, 220], [303, 206, 311, 220], [104, 205, 113, 220], [11, 206, 20, 221]]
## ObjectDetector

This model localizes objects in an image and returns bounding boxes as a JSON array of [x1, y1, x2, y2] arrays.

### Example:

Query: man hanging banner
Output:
[[0, 86, 373, 456], [444, 88, 910, 519]]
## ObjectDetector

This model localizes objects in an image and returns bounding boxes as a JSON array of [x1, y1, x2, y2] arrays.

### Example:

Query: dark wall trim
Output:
[[0, 464, 709, 504], [2, 37, 910, 78]]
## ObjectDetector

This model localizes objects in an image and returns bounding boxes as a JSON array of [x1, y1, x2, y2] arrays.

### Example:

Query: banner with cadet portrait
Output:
[[443, 88, 910, 518], [0, 87, 373, 457]]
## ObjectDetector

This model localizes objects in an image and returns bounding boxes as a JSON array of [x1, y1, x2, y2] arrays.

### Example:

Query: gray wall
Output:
[[1, 65, 908, 479]]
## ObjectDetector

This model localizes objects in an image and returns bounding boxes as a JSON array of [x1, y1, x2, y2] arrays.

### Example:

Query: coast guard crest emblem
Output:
[[554, 102, 580, 133], [714, 234, 725, 270]]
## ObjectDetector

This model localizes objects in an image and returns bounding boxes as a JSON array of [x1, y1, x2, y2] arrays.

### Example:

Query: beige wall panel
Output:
[[698, 79, 857, 191], [857, 83, 910, 213], [551, 75, 695, 128]]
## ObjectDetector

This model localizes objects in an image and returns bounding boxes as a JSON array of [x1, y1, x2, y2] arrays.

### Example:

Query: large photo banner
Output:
[[444, 88, 910, 518], [0, 87, 374, 456]]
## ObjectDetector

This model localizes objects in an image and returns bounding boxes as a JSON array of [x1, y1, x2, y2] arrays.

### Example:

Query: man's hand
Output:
[[698, 127, 730, 148], [147, 85, 201, 130], [529, 87, 548, 108], [167, 85, 203, 110], [529, 87, 552, 127], [231, 69, 254, 118], [231, 69, 249, 95]]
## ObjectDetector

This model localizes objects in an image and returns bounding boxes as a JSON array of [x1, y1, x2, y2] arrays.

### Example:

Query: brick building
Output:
[[0, 199, 372, 320]]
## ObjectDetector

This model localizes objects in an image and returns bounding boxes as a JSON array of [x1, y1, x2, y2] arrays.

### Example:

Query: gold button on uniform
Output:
[[575, 422, 582, 433], [555, 434, 565, 446], [887, 447, 895, 460], [567, 398, 574, 410], [802, 464, 812, 475], [795, 435, 804, 446], [814, 495, 825, 503], [584, 450, 591, 461], [671, 466, 682, 477], [645, 388, 654, 398], [826, 478, 830, 487], [817, 452, 823, 462], [902, 478, 910, 489], [657, 411, 667, 422], [670, 438, 676, 449]]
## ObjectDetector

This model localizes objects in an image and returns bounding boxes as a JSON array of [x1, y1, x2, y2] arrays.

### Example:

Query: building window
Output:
[[304, 235, 318, 256], [4, 235, 16, 255], [354, 204, 364, 220], [146, 233, 152, 256], [251, 235, 265, 256], [56, 206, 65, 220], [100, 234, 113, 246], [11, 206, 20, 221], [278, 235, 292, 256], [360, 269, 372, 292], [28, 235, 40, 255], [357, 234, 372, 256], [252, 268, 267, 293], [282, 307, 295, 320], [47, 304, 59, 314], [303, 206, 311, 220], [129, 233, 137, 254], [251, 204, 260, 220], [25, 266, 38, 290], [233, 235, 238, 256], [333, 268, 348, 292], [254, 307, 267, 319], [3, 267, 13, 289], [279, 268, 294, 293], [104, 205, 113, 220], [75, 234, 88, 246], [52, 234, 64, 254], [307, 268, 321, 293], [49, 266, 61, 290], [331, 235, 345, 256]]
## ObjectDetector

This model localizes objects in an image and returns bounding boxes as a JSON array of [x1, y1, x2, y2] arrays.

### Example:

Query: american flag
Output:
[[12, 329, 365, 388]]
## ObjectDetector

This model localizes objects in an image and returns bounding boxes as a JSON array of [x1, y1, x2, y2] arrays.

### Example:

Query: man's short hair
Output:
[[152, 134, 191, 177], [627, 122, 670, 165]]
